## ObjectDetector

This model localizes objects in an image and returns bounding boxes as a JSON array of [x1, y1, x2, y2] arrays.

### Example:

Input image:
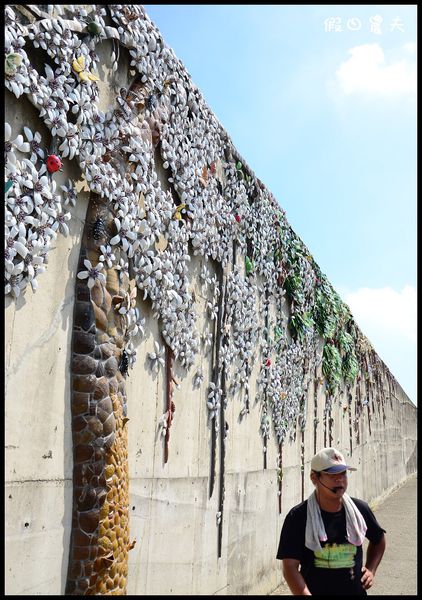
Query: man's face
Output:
[[312, 470, 349, 497]]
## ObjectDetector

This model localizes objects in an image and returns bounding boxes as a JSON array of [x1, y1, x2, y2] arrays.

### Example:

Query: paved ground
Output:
[[269, 474, 417, 596]]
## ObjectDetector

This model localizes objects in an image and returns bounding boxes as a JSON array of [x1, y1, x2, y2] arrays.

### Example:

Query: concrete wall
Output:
[[5, 214, 416, 595], [5, 5, 417, 596]]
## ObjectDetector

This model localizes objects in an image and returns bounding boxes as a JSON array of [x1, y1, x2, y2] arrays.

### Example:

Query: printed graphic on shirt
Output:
[[314, 543, 357, 568]]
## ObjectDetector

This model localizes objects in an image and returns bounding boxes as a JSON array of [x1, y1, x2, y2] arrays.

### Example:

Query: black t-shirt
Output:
[[276, 497, 386, 596]]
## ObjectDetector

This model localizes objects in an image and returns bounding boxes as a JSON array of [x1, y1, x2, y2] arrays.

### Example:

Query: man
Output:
[[276, 447, 386, 595]]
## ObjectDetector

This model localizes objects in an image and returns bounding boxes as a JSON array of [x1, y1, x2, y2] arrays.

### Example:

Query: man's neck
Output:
[[317, 494, 343, 512]]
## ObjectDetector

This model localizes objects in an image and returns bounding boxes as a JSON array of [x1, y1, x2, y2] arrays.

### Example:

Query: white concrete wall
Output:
[[6, 217, 416, 595]]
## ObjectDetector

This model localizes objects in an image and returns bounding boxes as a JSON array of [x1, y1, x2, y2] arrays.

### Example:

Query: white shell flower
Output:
[[158, 411, 169, 436], [5, 122, 30, 164], [24, 67, 45, 107], [5, 222, 28, 260], [60, 180, 77, 207], [127, 307, 146, 339], [148, 341, 165, 373], [124, 340, 137, 370], [70, 87, 96, 124], [202, 329, 213, 353], [38, 95, 57, 119], [115, 257, 129, 282], [20, 158, 52, 207], [41, 63, 67, 95], [200, 263, 212, 286], [260, 414, 271, 437], [193, 369, 204, 388], [28, 28, 50, 51], [84, 161, 107, 195], [23, 126, 45, 162], [5, 260, 25, 298], [57, 122, 80, 160], [77, 259, 106, 289], [207, 382, 221, 421], [110, 216, 139, 257], [99, 244, 116, 269], [29, 261, 46, 292], [32, 211, 57, 243], [43, 108, 67, 138], [207, 300, 218, 321], [23, 252, 45, 282], [55, 206, 72, 237]]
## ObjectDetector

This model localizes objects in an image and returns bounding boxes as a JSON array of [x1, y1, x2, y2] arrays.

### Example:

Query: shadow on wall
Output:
[[405, 442, 417, 476], [59, 182, 91, 594]]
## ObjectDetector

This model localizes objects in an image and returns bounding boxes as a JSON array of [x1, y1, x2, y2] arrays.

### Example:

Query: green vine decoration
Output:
[[281, 230, 309, 307], [278, 223, 360, 392], [313, 278, 340, 339], [284, 273, 303, 302], [337, 329, 354, 354], [235, 161, 252, 183], [289, 312, 314, 341], [322, 341, 342, 394], [342, 350, 359, 384]]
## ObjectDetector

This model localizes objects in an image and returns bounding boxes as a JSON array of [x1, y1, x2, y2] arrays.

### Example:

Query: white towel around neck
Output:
[[305, 490, 367, 552]]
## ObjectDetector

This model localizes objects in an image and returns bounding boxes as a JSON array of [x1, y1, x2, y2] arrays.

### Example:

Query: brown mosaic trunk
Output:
[[66, 195, 132, 594]]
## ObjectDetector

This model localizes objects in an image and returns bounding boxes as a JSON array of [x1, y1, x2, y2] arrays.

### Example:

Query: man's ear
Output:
[[310, 471, 319, 486]]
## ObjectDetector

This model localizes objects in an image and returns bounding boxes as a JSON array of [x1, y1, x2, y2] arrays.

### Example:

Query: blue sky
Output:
[[144, 5, 417, 405]]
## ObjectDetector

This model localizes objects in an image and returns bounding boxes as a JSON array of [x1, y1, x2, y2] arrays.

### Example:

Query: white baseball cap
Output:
[[311, 447, 357, 473]]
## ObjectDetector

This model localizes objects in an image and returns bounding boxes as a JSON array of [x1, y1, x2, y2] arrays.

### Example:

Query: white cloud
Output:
[[334, 43, 416, 96], [340, 285, 416, 343], [336, 285, 416, 404], [403, 42, 417, 55]]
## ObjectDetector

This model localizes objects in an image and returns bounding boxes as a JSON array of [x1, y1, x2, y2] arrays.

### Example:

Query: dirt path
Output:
[[269, 474, 417, 596]]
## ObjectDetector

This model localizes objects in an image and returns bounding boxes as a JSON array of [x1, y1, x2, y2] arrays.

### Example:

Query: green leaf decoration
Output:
[[337, 330, 354, 354], [313, 280, 340, 340], [322, 342, 342, 394], [289, 312, 314, 341], [274, 325, 283, 340], [284, 273, 302, 300], [342, 350, 359, 384], [5, 52, 22, 75], [5, 180, 13, 193], [245, 256, 253, 274]]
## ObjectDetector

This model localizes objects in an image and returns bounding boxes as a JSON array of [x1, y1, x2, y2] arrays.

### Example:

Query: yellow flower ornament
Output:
[[72, 56, 99, 82], [173, 203, 187, 220]]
